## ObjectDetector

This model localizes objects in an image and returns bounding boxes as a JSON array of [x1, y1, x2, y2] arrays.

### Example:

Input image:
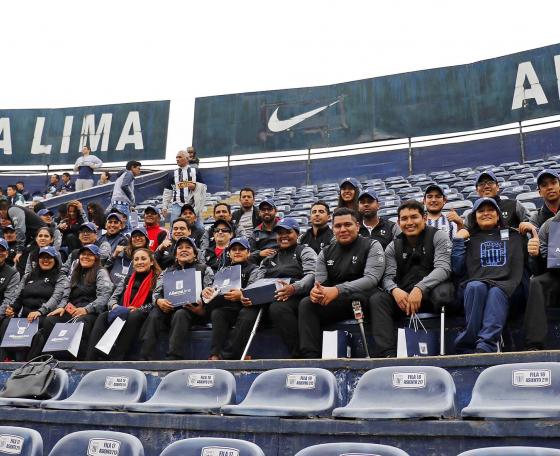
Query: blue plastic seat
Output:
[[462, 362, 560, 418], [221, 367, 337, 417], [0, 426, 42, 456], [332, 366, 456, 419], [125, 369, 235, 414], [41, 368, 146, 411], [295, 442, 410, 456], [48, 430, 143, 456], [160, 437, 264, 456], [0, 368, 68, 408], [457, 447, 560, 455]]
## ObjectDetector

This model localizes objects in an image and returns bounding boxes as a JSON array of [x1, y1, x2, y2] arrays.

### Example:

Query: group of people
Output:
[[0, 146, 558, 361]]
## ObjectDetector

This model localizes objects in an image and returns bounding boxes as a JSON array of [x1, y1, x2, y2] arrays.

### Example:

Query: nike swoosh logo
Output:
[[267, 100, 340, 132]]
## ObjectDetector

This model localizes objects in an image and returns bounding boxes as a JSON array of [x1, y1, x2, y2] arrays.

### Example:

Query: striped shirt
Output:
[[427, 214, 457, 240], [165, 166, 197, 204]]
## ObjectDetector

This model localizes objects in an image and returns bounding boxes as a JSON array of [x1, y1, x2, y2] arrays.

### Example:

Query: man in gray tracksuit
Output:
[[370, 199, 454, 357], [109, 160, 141, 231]]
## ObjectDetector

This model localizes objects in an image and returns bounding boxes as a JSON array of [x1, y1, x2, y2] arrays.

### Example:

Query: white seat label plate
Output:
[[188, 373, 215, 388], [104, 376, 129, 390], [286, 373, 316, 389], [512, 369, 551, 387], [0, 434, 24, 454], [87, 438, 121, 456], [201, 447, 240, 456], [392, 372, 426, 389]]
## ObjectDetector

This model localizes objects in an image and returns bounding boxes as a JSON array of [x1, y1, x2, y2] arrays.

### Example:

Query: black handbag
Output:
[[0, 354, 58, 399]]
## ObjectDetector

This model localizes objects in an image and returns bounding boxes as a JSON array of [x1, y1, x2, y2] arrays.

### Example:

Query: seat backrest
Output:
[[457, 447, 560, 456], [160, 437, 264, 456], [66, 369, 146, 404], [238, 368, 336, 411], [295, 442, 409, 456], [48, 430, 143, 456], [44, 368, 69, 401], [465, 362, 560, 411], [0, 426, 42, 456], [346, 366, 456, 417], [150, 369, 235, 406]]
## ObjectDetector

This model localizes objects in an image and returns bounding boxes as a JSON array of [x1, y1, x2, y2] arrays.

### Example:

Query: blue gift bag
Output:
[[0, 318, 39, 348]]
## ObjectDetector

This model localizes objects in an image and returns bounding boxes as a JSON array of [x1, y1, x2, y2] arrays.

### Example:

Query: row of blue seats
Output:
[[3, 426, 560, 455], [2, 362, 560, 418]]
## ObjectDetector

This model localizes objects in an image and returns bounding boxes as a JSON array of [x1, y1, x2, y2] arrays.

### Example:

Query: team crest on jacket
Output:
[[480, 241, 507, 267], [380, 230, 386, 235], [351, 255, 358, 264]]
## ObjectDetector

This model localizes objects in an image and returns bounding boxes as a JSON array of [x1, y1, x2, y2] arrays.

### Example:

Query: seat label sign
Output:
[[392, 372, 426, 389], [104, 376, 129, 390], [341, 454, 382, 456], [0, 434, 24, 454], [286, 373, 316, 389], [87, 438, 121, 456], [512, 369, 551, 387], [188, 373, 215, 388], [201, 447, 239, 456]]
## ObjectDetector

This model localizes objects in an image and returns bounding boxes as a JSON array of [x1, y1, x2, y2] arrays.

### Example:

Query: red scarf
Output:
[[123, 271, 153, 308]]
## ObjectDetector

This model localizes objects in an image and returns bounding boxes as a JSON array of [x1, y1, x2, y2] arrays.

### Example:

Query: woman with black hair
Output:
[[337, 177, 361, 213], [140, 237, 214, 360], [452, 197, 525, 354], [0, 246, 66, 361], [105, 227, 150, 285], [28, 244, 113, 360], [21, 226, 60, 275], [87, 201, 107, 230], [86, 248, 161, 360]]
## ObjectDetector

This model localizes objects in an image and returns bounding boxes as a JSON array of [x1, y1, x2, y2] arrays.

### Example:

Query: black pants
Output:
[[298, 296, 355, 359], [524, 272, 560, 350], [140, 306, 206, 360], [28, 311, 98, 360], [220, 297, 301, 360], [369, 288, 440, 358], [210, 305, 241, 358], [85, 310, 148, 361], [0, 315, 45, 362], [221, 306, 262, 360]]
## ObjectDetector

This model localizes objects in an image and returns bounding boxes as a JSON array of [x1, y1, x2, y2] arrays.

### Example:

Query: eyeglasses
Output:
[[215, 228, 231, 233], [477, 180, 496, 187]]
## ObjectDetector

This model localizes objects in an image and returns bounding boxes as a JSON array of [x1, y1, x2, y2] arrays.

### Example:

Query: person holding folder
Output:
[[140, 237, 214, 360], [0, 246, 65, 361], [226, 218, 317, 359], [27, 244, 113, 360], [202, 237, 258, 360], [85, 248, 161, 360]]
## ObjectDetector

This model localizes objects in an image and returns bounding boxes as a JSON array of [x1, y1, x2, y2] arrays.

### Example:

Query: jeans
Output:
[[454, 281, 509, 353]]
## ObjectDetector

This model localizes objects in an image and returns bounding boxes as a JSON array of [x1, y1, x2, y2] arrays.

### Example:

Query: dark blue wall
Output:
[[411, 134, 522, 174], [524, 127, 560, 160]]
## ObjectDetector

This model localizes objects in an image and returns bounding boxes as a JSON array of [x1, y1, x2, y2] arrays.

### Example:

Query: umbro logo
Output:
[[327, 259, 334, 266]]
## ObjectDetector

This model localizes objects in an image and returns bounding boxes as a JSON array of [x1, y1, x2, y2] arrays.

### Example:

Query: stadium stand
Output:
[[294, 442, 410, 456], [1, 125, 560, 454]]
